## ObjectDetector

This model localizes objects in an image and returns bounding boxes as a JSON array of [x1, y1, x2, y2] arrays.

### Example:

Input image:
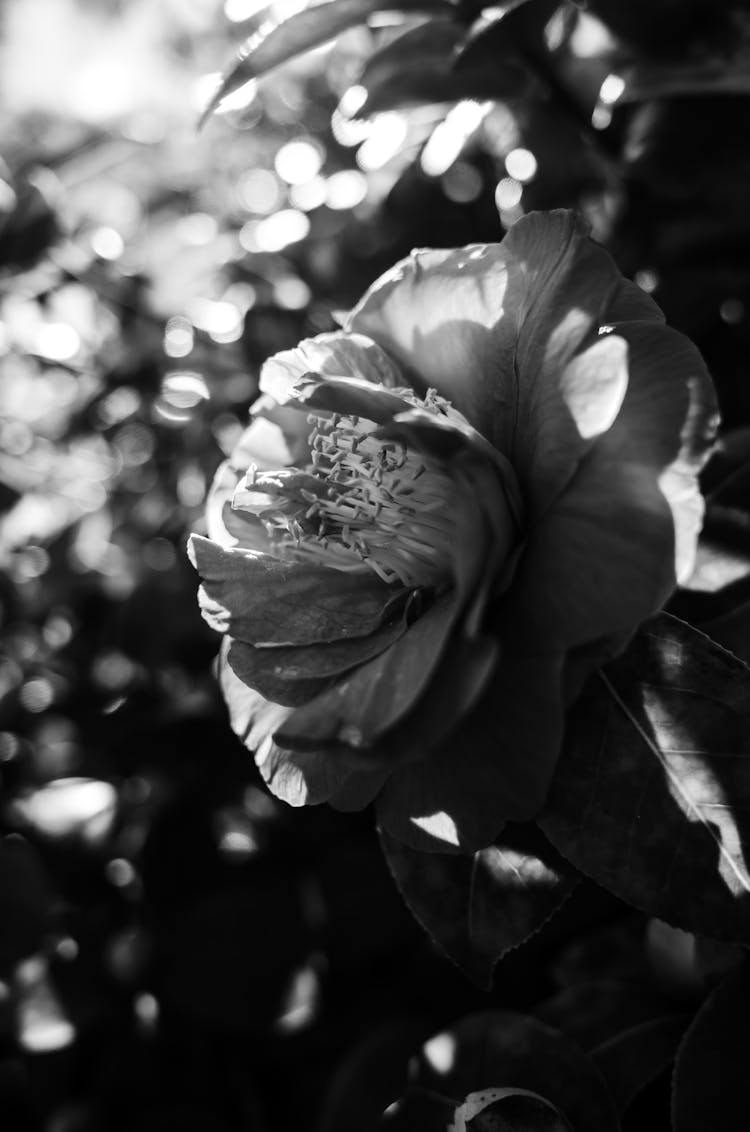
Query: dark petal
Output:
[[226, 612, 409, 704], [502, 321, 718, 655], [277, 372, 416, 425], [219, 643, 387, 808], [257, 741, 389, 810], [273, 592, 462, 751], [376, 653, 565, 852], [189, 534, 402, 646]]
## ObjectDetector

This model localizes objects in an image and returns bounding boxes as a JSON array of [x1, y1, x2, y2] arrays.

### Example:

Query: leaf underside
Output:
[[541, 613, 750, 943]]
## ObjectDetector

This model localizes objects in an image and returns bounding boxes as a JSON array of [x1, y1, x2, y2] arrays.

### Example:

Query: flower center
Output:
[[256, 390, 462, 589]]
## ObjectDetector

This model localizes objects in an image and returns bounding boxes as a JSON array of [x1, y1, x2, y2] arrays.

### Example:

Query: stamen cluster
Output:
[[258, 395, 458, 589]]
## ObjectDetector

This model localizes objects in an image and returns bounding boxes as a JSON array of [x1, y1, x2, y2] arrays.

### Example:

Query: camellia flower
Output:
[[189, 210, 717, 853]]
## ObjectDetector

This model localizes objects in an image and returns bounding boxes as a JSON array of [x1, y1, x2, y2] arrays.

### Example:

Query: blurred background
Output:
[[0, 0, 749, 1129]]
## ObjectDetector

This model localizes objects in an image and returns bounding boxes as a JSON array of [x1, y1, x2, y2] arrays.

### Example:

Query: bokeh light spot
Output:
[[252, 209, 310, 252], [720, 298, 745, 325], [237, 168, 283, 214], [289, 175, 328, 211], [273, 276, 311, 310], [635, 268, 659, 294], [90, 227, 125, 260], [495, 177, 523, 210], [164, 315, 194, 358], [325, 169, 367, 210], [19, 678, 55, 713], [505, 147, 537, 183], [105, 858, 136, 887], [36, 324, 81, 362], [274, 139, 323, 185]]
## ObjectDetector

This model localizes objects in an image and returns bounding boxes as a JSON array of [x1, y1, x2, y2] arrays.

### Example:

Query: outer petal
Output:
[[226, 612, 409, 706], [346, 241, 521, 449], [376, 653, 565, 852], [273, 592, 462, 752], [206, 396, 311, 550], [502, 321, 718, 655], [272, 417, 518, 756], [259, 329, 404, 401], [346, 210, 668, 517], [219, 643, 387, 809], [189, 534, 403, 646]]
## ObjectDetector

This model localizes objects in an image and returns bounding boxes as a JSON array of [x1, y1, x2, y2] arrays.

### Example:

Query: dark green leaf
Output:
[[377, 1091, 454, 1130], [533, 981, 676, 1051], [465, 1091, 572, 1130], [358, 21, 529, 116], [201, 0, 454, 125], [540, 614, 750, 943], [455, 0, 572, 73], [672, 962, 750, 1132], [591, 1015, 687, 1115], [319, 1018, 431, 1132], [380, 824, 579, 987], [409, 1011, 620, 1132]]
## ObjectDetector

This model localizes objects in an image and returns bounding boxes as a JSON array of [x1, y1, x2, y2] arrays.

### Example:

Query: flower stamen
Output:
[[250, 390, 464, 588]]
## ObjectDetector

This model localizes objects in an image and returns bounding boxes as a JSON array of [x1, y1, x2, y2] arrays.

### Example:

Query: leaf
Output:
[[591, 1015, 687, 1115], [378, 1091, 454, 1130], [319, 1018, 431, 1132], [621, 48, 750, 103], [380, 823, 579, 988], [358, 21, 530, 116], [409, 1010, 620, 1132], [672, 962, 750, 1132], [455, 0, 572, 73], [463, 1090, 573, 1130], [201, 0, 453, 125], [540, 613, 750, 943], [533, 981, 678, 1052]]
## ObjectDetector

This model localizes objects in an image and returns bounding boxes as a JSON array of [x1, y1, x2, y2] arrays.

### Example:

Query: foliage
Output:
[[1, 0, 750, 1128]]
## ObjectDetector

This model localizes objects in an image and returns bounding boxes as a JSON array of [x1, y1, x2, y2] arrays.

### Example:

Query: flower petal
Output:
[[258, 743, 389, 810], [376, 654, 566, 852], [276, 372, 416, 424], [219, 643, 387, 808], [346, 210, 671, 517], [206, 395, 312, 550], [189, 534, 403, 646], [259, 330, 404, 404], [502, 321, 718, 654], [226, 611, 409, 705], [273, 592, 462, 751], [346, 241, 521, 446]]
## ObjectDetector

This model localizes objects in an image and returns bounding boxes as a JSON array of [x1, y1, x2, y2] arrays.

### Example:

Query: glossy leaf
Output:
[[672, 962, 750, 1132], [409, 1011, 620, 1132], [540, 614, 750, 942], [319, 1018, 431, 1132], [359, 21, 530, 116], [533, 981, 677, 1052], [380, 824, 579, 987], [201, 0, 453, 124], [455, 0, 573, 73], [463, 1090, 572, 1130], [591, 1015, 687, 1115]]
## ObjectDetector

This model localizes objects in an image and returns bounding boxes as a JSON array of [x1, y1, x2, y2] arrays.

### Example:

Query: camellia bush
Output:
[[191, 0, 750, 1128], [2, 0, 750, 1129]]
